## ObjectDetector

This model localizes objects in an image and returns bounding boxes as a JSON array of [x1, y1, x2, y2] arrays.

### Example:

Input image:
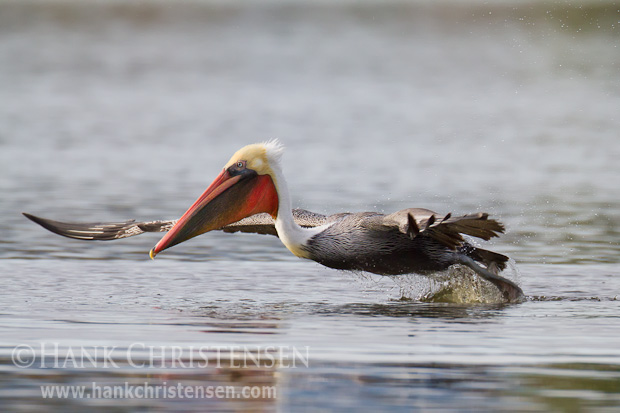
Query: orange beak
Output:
[[149, 168, 279, 258]]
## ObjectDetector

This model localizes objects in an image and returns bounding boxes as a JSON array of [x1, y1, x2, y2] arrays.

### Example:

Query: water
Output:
[[1, 0, 619, 411]]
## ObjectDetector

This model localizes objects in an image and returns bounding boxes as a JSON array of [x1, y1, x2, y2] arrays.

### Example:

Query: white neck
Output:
[[270, 163, 326, 258]]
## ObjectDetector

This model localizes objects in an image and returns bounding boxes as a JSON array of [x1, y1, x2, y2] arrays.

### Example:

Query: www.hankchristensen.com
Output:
[[41, 382, 277, 400]]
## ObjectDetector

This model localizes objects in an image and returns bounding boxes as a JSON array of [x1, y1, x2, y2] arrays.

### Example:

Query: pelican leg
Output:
[[458, 256, 525, 302]]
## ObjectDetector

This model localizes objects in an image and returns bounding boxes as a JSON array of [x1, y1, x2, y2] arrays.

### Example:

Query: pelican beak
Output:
[[149, 168, 278, 258]]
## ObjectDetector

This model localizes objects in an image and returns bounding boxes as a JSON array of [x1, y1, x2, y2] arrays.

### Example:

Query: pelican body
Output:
[[24, 141, 524, 301]]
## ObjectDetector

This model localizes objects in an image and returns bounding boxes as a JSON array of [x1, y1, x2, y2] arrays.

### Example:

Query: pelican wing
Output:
[[384, 208, 505, 250], [222, 209, 329, 236], [22, 213, 178, 241], [22, 209, 329, 241]]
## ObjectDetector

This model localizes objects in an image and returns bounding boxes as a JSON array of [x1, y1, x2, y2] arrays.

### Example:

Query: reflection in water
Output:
[[310, 300, 510, 320], [1, 258, 620, 412], [0, 352, 281, 412]]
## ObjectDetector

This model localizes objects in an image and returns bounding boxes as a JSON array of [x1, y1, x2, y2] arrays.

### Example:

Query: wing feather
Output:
[[385, 208, 505, 250], [221, 209, 329, 236], [22, 213, 177, 241]]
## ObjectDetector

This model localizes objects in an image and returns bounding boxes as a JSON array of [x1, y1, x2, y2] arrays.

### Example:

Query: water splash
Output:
[[392, 265, 507, 304], [505, 257, 522, 285]]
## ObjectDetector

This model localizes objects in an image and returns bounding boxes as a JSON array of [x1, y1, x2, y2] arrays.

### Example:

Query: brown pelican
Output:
[[24, 141, 524, 301]]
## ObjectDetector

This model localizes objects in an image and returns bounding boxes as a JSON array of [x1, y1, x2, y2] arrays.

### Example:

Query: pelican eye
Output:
[[236, 161, 245, 169]]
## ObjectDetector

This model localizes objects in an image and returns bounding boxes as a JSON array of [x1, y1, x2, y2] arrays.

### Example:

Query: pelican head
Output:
[[149, 141, 283, 258]]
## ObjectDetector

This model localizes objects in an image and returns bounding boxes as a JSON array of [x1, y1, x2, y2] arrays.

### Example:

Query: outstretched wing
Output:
[[384, 208, 508, 271], [22, 213, 177, 241], [221, 209, 330, 236], [384, 208, 505, 249], [22, 209, 330, 240]]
